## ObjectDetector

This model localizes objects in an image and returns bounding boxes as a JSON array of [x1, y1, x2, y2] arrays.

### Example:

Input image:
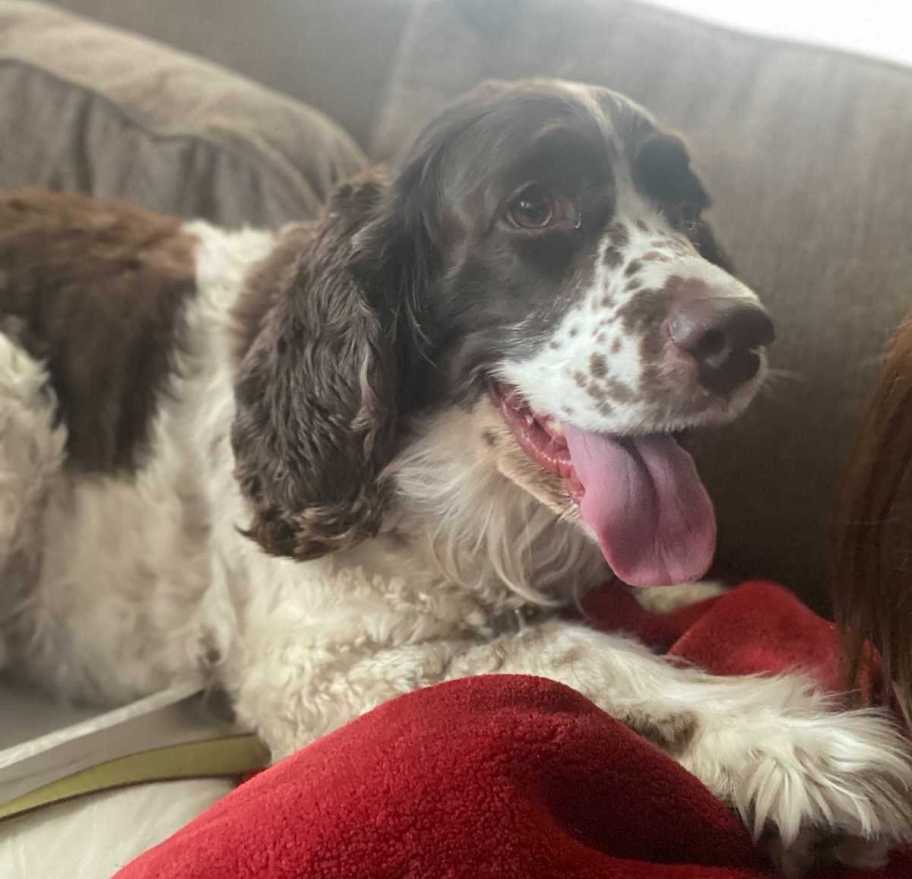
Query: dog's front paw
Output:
[[687, 701, 912, 877]]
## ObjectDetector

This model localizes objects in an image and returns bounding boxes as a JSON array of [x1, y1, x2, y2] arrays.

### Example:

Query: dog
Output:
[[1, 79, 910, 875]]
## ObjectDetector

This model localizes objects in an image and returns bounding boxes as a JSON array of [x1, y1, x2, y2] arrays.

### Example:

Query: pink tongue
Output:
[[563, 426, 716, 587]]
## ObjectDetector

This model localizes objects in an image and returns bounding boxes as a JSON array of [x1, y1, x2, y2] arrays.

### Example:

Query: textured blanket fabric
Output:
[[118, 581, 911, 878]]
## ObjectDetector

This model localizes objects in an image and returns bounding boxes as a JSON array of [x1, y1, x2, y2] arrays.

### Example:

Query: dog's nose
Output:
[[668, 298, 775, 395]]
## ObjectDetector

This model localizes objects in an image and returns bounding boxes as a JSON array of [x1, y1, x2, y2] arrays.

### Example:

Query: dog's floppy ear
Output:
[[230, 172, 426, 561], [634, 131, 735, 274]]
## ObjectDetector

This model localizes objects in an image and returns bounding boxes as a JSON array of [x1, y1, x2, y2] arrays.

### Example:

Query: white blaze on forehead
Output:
[[611, 180, 761, 306]]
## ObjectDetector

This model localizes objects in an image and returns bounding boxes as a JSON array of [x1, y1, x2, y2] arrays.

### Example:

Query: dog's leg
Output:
[[453, 622, 912, 877], [231, 619, 912, 876], [0, 327, 65, 667]]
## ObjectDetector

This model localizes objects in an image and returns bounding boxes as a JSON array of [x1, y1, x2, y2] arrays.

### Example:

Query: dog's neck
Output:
[[368, 404, 608, 619]]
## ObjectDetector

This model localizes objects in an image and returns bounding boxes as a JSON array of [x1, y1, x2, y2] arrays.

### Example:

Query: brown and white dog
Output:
[[1, 80, 910, 874]]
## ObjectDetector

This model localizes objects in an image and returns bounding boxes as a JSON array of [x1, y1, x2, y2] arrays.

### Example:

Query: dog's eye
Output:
[[671, 203, 701, 236], [682, 216, 699, 235], [508, 185, 555, 229], [506, 184, 578, 231]]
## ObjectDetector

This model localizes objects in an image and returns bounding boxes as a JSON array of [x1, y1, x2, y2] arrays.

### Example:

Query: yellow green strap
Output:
[[0, 733, 269, 822]]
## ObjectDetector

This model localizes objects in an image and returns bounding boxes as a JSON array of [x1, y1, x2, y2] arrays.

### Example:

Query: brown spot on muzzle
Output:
[[607, 223, 630, 247], [617, 288, 675, 387], [590, 352, 608, 378], [665, 273, 711, 299], [603, 246, 623, 269], [604, 378, 636, 404], [618, 288, 673, 336]]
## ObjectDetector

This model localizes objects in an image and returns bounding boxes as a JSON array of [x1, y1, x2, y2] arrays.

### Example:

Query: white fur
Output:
[[1, 220, 910, 876], [636, 579, 727, 613], [0, 333, 66, 670]]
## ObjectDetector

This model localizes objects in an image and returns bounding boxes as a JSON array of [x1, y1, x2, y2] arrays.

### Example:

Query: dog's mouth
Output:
[[493, 384, 716, 588]]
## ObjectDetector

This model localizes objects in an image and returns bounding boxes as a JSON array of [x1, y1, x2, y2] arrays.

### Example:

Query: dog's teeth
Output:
[[537, 416, 563, 437]]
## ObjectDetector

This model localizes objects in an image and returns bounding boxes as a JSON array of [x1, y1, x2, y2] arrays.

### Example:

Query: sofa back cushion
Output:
[[0, 1, 366, 228]]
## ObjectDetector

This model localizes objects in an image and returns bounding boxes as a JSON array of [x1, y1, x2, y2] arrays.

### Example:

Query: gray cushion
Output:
[[374, 0, 912, 608], [0, 1, 367, 227], [45, 0, 417, 154]]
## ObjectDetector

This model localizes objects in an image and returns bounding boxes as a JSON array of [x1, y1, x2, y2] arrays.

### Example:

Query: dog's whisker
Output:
[[762, 367, 806, 388]]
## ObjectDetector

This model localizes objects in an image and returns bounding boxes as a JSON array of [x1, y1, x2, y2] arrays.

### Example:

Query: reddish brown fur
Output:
[[231, 223, 315, 365], [230, 174, 402, 561], [832, 316, 912, 720], [0, 188, 197, 473]]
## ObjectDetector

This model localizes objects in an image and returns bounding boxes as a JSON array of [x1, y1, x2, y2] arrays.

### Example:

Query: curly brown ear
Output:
[[231, 173, 417, 560], [832, 315, 912, 720]]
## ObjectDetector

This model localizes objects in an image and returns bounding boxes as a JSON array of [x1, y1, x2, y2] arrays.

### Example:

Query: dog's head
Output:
[[232, 79, 773, 586]]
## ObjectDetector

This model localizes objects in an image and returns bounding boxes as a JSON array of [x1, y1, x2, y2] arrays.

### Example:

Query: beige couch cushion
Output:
[[0, 1, 366, 227], [373, 0, 912, 608], [44, 0, 416, 154]]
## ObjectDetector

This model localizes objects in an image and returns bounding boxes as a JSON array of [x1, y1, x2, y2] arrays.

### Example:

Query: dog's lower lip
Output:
[[492, 385, 581, 495], [673, 429, 694, 452]]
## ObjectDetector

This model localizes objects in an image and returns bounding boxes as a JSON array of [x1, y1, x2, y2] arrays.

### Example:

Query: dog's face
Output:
[[232, 79, 773, 587]]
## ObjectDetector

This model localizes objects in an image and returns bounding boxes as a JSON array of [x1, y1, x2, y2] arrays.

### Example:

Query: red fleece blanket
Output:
[[118, 581, 911, 878]]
